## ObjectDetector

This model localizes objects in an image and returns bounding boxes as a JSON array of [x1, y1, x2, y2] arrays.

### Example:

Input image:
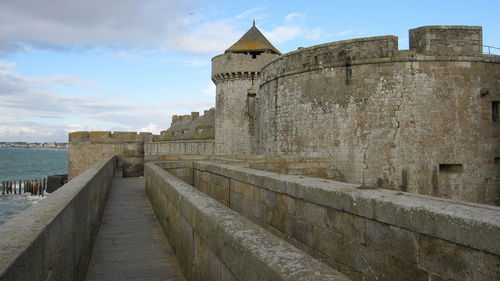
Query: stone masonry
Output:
[[69, 24, 500, 205]]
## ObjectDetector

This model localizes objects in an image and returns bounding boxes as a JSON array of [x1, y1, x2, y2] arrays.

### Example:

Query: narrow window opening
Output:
[[492, 101, 499, 122], [439, 164, 463, 173], [495, 157, 500, 164], [480, 88, 489, 97], [345, 63, 352, 85]]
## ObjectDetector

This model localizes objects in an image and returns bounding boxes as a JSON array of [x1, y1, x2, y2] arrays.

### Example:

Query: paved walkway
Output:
[[85, 177, 186, 281]]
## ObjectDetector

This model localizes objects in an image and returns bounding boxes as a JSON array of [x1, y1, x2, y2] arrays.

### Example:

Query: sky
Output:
[[0, 0, 499, 142]]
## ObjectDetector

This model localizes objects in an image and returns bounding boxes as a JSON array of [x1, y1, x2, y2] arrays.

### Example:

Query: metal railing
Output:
[[483, 45, 500, 55]]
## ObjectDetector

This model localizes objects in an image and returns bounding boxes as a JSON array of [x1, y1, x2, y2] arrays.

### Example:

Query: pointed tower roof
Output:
[[226, 21, 281, 55]]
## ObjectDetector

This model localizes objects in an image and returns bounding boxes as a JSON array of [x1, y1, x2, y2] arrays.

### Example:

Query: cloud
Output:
[[183, 59, 209, 67], [0, 0, 212, 54], [235, 7, 268, 20], [0, 2, 333, 55], [285, 13, 303, 22], [107, 51, 136, 59], [263, 26, 302, 44], [139, 123, 160, 134], [0, 60, 214, 141], [305, 28, 327, 41], [167, 19, 240, 53], [0, 60, 16, 70]]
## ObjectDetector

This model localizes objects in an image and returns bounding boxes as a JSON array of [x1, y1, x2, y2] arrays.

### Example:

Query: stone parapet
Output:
[[145, 162, 351, 281], [69, 131, 146, 144], [165, 160, 499, 281], [0, 156, 115, 281], [410, 25, 482, 56], [69, 131, 147, 179]]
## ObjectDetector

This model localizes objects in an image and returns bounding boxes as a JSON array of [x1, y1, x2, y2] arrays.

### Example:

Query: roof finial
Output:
[[253, 20, 255, 27]]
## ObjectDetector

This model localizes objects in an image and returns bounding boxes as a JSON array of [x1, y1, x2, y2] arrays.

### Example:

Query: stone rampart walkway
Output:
[[85, 177, 186, 281]]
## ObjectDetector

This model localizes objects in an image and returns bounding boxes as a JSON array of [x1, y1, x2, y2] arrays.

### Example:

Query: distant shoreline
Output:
[[0, 142, 68, 150], [0, 146, 68, 150]]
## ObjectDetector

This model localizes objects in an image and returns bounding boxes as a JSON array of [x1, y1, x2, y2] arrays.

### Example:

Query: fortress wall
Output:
[[144, 140, 215, 157], [160, 108, 215, 141], [258, 35, 500, 205], [69, 131, 148, 179], [189, 161, 499, 281], [0, 156, 114, 281], [409, 26, 482, 56], [145, 162, 350, 281]]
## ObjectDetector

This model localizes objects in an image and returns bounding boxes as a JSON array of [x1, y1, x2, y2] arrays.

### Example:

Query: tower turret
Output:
[[211, 22, 280, 154]]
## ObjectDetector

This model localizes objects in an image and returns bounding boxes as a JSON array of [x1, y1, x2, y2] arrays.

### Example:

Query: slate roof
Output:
[[226, 22, 281, 55]]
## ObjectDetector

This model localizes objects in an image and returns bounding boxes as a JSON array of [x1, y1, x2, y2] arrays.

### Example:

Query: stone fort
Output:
[[1, 25, 498, 281], [72, 24, 499, 206]]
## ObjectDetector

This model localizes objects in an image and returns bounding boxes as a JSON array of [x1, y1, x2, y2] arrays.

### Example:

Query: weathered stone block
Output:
[[259, 188, 276, 207], [276, 193, 296, 215], [285, 215, 315, 247], [295, 199, 328, 227], [326, 209, 366, 244], [365, 219, 417, 262], [230, 179, 259, 201], [417, 235, 499, 281], [384, 255, 428, 281]]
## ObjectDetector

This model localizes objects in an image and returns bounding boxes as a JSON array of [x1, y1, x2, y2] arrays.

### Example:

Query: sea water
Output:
[[0, 147, 67, 226]]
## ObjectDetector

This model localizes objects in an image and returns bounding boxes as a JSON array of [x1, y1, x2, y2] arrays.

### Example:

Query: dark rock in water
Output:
[[46, 174, 68, 193]]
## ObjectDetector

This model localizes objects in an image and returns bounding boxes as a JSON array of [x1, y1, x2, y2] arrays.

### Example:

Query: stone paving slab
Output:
[[85, 177, 186, 281]]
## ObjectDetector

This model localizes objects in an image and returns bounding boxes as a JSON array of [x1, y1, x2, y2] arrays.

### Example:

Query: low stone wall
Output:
[[188, 161, 499, 281], [144, 140, 215, 157], [0, 156, 115, 281], [69, 131, 147, 179], [216, 156, 333, 179], [145, 162, 350, 281]]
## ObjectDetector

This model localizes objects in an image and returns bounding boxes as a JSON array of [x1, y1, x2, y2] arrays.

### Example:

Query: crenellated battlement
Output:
[[69, 131, 150, 144], [261, 27, 493, 86], [211, 52, 278, 83], [161, 108, 215, 141], [409, 25, 482, 56], [260, 36, 398, 83]]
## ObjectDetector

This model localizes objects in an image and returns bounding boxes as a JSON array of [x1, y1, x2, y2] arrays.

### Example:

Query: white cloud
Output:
[[0, 60, 214, 141], [0, 60, 16, 69], [183, 58, 209, 67], [285, 13, 303, 22], [139, 123, 160, 134], [263, 26, 302, 44], [167, 19, 240, 53], [305, 28, 327, 41], [0, 0, 209, 54], [107, 51, 136, 59]]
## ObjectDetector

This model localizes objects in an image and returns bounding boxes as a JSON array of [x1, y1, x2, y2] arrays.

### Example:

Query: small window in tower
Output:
[[495, 157, 500, 165], [439, 164, 463, 173], [492, 101, 499, 122]]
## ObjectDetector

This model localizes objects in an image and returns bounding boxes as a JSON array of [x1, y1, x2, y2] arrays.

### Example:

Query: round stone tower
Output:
[[211, 22, 280, 155]]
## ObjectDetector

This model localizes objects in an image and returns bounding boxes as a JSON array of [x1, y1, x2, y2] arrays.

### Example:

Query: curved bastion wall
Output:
[[258, 26, 500, 205]]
